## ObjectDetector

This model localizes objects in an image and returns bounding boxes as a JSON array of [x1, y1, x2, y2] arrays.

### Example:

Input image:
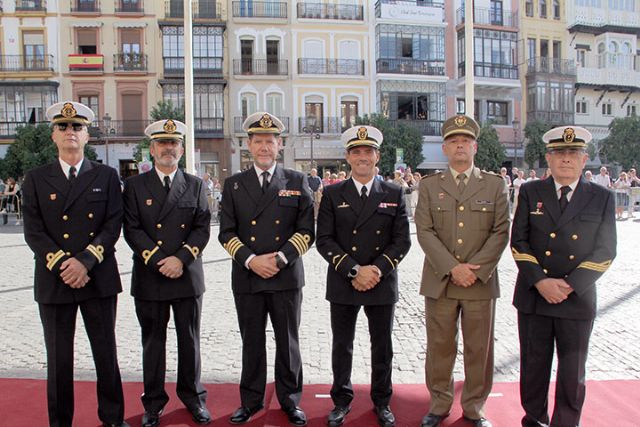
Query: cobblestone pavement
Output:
[[1, 220, 638, 385]]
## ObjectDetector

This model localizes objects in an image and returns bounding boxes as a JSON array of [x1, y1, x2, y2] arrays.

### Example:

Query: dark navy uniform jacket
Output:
[[511, 177, 616, 320], [316, 178, 411, 306], [22, 160, 123, 304], [218, 166, 315, 294], [123, 169, 210, 301]]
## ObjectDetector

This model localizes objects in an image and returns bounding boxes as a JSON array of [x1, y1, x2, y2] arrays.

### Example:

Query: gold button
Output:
[[157, 240, 163, 245], [88, 213, 94, 219], [181, 241, 185, 245], [482, 207, 487, 212], [352, 246, 357, 251], [459, 206, 465, 211], [353, 230, 357, 234], [275, 220, 280, 224], [89, 232, 95, 237], [543, 269, 548, 274], [456, 255, 461, 259], [572, 234, 578, 240], [458, 222, 464, 228], [251, 220, 256, 225], [376, 230, 381, 235], [328, 251, 333, 256], [545, 250, 551, 256], [375, 247, 380, 250], [569, 255, 575, 260], [63, 233, 69, 239], [66, 252, 71, 256], [156, 224, 162, 229], [550, 233, 556, 238], [250, 236, 256, 241], [181, 224, 185, 228], [457, 238, 463, 244], [400, 254, 403, 258], [275, 236, 280, 241], [62, 215, 68, 221]]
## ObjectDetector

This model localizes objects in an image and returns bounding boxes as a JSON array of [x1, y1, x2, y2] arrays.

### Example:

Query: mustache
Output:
[[160, 150, 177, 157]]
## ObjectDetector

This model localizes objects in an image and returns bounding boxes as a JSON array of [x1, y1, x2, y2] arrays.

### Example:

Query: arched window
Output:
[[266, 92, 283, 118], [240, 93, 257, 119]]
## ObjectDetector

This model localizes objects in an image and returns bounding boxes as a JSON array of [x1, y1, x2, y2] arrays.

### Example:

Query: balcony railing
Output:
[[194, 118, 224, 134], [298, 117, 342, 134], [456, 6, 518, 27], [164, 0, 222, 19], [71, 0, 100, 13], [116, 0, 143, 13], [233, 59, 288, 76], [375, 0, 445, 20], [164, 56, 224, 76], [68, 54, 104, 71], [526, 57, 577, 76], [298, 58, 365, 75], [113, 53, 148, 72], [527, 111, 574, 126], [376, 58, 445, 76], [459, 61, 519, 79], [234, 116, 290, 133], [16, 0, 46, 12], [0, 55, 54, 72], [297, 3, 363, 21], [232, 1, 287, 18], [95, 119, 153, 138], [388, 119, 443, 136]]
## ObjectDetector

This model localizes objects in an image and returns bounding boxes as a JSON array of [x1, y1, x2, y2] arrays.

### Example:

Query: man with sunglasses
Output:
[[511, 126, 616, 427], [21, 101, 128, 427]]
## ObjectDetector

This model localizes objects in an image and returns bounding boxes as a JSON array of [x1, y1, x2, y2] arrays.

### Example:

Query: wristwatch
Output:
[[275, 253, 287, 269], [348, 264, 361, 279]]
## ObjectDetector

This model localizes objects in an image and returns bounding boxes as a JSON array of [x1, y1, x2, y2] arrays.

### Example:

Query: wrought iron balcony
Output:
[[194, 118, 224, 135], [0, 55, 54, 72], [526, 111, 575, 126], [459, 62, 519, 79], [388, 119, 443, 136], [298, 117, 342, 134], [297, 2, 363, 20], [234, 116, 290, 134], [71, 0, 100, 13], [114, 53, 148, 72], [232, 1, 287, 18], [233, 59, 288, 76], [298, 58, 364, 75], [116, 0, 143, 13], [526, 57, 577, 76], [93, 119, 153, 138], [16, 0, 46, 12], [164, 56, 223, 76], [68, 54, 104, 72], [164, 0, 222, 19], [456, 6, 518, 28], [376, 58, 445, 76]]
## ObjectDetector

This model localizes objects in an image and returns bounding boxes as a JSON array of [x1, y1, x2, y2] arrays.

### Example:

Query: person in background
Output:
[[584, 170, 594, 183], [594, 166, 612, 188], [203, 172, 214, 214], [337, 171, 347, 182], [541, 168, 552, 180], [308, 168, 323, 220], [375, 166, 384, 181], [627, 168, 640, 218], [411, 172, 422, 219], [614, 171, 631, 220], [512, 170, 526, 215], [323, 170, 333, 187], [527, 170, 539, 181]]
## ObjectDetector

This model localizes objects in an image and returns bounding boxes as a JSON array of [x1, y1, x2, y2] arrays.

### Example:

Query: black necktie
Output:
[[360, 185, 368, 202], [559, 185, 571, 213], [164, 176, 171, 193], [261, 171, 270, 194], [68, 166, 77, 183], [457, 173, 466, 194]]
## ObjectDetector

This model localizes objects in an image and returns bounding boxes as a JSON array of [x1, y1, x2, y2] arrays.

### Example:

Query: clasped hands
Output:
[[249, 253, 280, 279], [351, 265, 381, 292], [60, 258, 90, 289], [450, 263, 480, 287], [535, 278, 574, 304]]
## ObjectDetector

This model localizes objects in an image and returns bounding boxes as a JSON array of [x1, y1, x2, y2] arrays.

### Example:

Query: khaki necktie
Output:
[[457, 173, 466, 194]]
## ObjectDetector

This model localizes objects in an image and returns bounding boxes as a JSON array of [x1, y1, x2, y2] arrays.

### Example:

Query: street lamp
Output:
[[512, 119, 520, 168], [302, 117, 321, 171], [102, 113, 113, 167]]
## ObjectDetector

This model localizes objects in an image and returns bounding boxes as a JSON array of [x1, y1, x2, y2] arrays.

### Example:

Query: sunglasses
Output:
[[56, 123, 85, 132]]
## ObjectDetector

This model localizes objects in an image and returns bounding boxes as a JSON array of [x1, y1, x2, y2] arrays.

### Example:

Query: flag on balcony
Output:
[[68, 54, 104, 70]]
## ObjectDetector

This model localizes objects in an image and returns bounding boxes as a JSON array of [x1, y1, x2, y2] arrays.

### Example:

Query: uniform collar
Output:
[[59, 158, 84, 179], [155, 167, 177, 184]]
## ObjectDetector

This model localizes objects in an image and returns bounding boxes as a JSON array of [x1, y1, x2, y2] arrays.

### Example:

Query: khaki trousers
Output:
[[425, 296, 496, 419]]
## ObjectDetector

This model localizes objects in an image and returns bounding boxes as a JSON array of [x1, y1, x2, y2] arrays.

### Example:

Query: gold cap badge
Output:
[[454, 115, 467, 127], [163, 119, 177, 133], [563, 127, 575, 143], [357, 127, 368, 140], [259, 114, 273, 129], [61, 103, 77, 118]]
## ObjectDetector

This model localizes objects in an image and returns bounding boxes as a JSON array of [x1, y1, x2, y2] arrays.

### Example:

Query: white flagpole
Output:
[[184, 0, 195, 174], [465, 0, 475, 118]]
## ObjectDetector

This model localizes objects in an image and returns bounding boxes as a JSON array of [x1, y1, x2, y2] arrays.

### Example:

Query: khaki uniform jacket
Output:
[[415, 167, 510, 300]]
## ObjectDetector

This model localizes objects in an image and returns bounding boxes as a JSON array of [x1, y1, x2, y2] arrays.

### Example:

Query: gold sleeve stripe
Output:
[[225, 238, 244, 259], [86, 244, 104, 263], [511, 248, 540, 264], [292, 233, 309, 251], [46, 250, 66, 271], [183, 244, 200, 260], [577, 260, 612, 272], [332, 254, 341, 265], [289, 236, 305, 256], [142, 246, 160, 265], [334, 254, 347, 271], [383, 254, 396, 270]]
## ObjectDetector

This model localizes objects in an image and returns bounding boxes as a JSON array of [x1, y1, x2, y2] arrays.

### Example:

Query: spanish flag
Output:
[[68, 54, 103, 70]]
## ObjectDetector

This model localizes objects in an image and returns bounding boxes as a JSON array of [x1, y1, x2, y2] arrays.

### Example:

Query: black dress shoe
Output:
[[142, 410, 161, 427], [374, 406, 395, 427], [190, 406, 212, 425], [102, 423, 130, 427], [327, 406, 351, 427], [421, 413, 448, 427], [284, 407, 307, 426], [463, 416, 493, 427], [229, 404, 264, 424]]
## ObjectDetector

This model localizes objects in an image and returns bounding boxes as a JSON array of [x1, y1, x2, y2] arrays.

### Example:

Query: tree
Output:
[[132, 100, 186, 168], [474, 122, 505, 172], [355, 113, 424, 175], [524, 120, 552, 168], [0, 124, 96, 179], [600, 115, 640, 169]]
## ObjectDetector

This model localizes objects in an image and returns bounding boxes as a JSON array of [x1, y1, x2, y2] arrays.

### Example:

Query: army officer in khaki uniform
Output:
[[415, 115, 510, 427]]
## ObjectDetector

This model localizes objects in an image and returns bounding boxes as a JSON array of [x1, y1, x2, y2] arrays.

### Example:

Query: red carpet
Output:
[[0, 379, 637, 426]]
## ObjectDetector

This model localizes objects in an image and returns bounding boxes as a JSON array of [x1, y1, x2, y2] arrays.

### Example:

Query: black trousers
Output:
[[233, 289, 303, 411], [330, 303, 395, 408], [518, 312, 594, 427], [135, 296, 207, 413], [39, 296, 124, 427]]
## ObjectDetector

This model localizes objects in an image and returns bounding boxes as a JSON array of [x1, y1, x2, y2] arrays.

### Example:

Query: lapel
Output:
[[539, 177, 562, 224], [458, 167, 484, 204], [254, 166, 288, 219], [439, 170, 461, 201], [47, 161, 71, 196], [157, 169, 188, 222], [340, 179, 363, 217], [63, 160, 97, 212], [557, 178, 595, 228], [355, 178, 388, 229], [143, 169, 168, 210], [239, 167, 263, 206]]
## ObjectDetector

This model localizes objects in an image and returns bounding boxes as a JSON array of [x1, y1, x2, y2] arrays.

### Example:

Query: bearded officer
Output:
[[512, 126, 616, 427], [22, 101, 127, 427], [316, 126, 411, 427], [219, 112, 313, 426], [123, 119, 212, 426], [415, 115, 510, 427]]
